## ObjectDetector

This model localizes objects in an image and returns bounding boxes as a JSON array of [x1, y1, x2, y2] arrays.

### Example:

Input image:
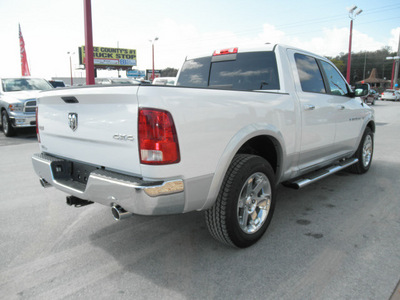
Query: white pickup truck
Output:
[[0, 77, 54, 136], [32, 44, 375, 248]]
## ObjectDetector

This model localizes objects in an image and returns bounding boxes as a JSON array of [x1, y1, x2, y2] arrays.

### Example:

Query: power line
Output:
[[134, 3, 400, 54]]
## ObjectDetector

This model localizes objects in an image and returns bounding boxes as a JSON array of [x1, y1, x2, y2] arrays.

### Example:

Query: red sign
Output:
[[19, 24, 30, 76]]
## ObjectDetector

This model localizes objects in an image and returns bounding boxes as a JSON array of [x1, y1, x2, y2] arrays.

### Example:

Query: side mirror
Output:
[[348, 91, 356, 98], [354, 89, 363, 96]]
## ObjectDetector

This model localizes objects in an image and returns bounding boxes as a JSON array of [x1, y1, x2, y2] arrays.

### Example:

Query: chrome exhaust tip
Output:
[[39, 178, 52, 188], [111, 205, 132, 221]]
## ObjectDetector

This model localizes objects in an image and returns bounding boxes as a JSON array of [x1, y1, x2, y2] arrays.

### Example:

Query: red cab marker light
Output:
[[213, 47, 238, 56]]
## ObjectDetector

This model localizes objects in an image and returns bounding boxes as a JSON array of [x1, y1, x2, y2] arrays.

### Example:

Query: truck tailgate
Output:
[[37, 85, 141, 176]]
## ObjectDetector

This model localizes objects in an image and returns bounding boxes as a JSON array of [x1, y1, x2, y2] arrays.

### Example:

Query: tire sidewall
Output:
[[358, 127, 374, 173], [2, 110, 12, 137], [225, 156, 276, 247], [2, 111, 8, 135]]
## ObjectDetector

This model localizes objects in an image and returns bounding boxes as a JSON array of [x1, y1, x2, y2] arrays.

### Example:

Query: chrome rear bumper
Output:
[[32, 153, 185, 215]]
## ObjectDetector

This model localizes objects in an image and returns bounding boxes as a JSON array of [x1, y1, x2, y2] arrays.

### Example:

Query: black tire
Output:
[[348, 127, 373, 174], [1, 110, 15, 137], [205, 154, 276, 248]]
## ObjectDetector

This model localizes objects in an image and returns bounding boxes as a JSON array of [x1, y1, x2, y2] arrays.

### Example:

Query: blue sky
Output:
[[0, 0, 399, 79]]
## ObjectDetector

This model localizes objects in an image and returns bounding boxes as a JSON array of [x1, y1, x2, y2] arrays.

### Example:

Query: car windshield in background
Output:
[[2, 78, 53, 92], [177, 51, 280, 91], [49, 80, 66, 88], [111, 79, 138, 84], [96, 78, 142, 85]]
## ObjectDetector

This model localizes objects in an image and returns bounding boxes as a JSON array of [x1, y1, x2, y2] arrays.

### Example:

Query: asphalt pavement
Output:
[[0, 101, 400, 299]]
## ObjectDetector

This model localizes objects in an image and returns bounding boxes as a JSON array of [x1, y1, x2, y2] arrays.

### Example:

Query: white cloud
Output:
[[257, 24, 287, 44], [149, 21, 398, 71], [3, 17, 397, 79], [388, 27, 400, 52], [252, 25, 386, 57]]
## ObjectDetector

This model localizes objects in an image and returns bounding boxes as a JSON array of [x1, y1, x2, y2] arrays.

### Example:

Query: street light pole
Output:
[[346, 5, 362, 84], [149, 37, 159, 81], [67, 51, 74, 86]]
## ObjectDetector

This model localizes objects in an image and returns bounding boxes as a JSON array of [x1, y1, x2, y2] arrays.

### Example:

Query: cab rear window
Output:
[[177, 52, 280, 91]]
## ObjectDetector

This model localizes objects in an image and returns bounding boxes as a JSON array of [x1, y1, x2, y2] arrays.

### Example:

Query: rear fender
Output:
[[201, 123, 286, 210]]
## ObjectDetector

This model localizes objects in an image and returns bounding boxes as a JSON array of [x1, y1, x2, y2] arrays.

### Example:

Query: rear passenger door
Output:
[[288, 50, 337, 171], [319, 60, 364, 155]]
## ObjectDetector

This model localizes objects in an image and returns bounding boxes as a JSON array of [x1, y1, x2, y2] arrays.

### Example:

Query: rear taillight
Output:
[[36, 106, 40, 143], [138, 108, 180, 165]]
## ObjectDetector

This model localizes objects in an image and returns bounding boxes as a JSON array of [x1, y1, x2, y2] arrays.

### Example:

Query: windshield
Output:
[[2, 78, 53, 92], [111, 79, 139, 84]]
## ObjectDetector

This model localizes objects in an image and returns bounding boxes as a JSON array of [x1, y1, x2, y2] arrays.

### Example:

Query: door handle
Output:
[[304, 104, 315, 111], [337, 105, 345, 110]]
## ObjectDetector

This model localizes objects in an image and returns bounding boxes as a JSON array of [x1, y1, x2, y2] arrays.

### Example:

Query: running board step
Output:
[[285, 158, 359, 189]]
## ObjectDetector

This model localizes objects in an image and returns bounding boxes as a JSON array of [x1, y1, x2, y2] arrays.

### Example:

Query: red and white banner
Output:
[[19, 24, 30, 76]]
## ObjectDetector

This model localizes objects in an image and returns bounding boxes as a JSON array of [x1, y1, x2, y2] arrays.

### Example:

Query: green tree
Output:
[[331, 47, 396, 85], [161, 68, 178, 77], [329, 58, 346, 74]]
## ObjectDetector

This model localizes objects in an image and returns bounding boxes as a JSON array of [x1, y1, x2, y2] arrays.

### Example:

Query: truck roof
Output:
[[185, 44, 327, 62]]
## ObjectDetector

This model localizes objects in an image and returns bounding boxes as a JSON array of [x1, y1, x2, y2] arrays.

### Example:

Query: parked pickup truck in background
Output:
[[32, 44, 375, 248], [0, 77, 53, 136]]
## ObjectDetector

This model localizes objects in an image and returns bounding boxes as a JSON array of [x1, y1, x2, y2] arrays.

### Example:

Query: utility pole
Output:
[[84, 0, 95, 85], [117, 41, 120, 78], [363, 52, 367, 79], [149, 37, 159, 81]]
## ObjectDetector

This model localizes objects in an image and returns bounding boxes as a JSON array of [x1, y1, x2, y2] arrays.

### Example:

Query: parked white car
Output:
[[152, 77, 176, 85], [381, 89, 400, 101]]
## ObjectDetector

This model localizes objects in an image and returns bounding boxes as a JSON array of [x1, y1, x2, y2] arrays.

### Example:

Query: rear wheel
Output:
[[205, 154, 276, 248], [1, 110, 15, 137]]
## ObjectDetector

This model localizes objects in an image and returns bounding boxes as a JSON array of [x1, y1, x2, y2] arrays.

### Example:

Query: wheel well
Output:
[[367, 121, 376, 133], [236, 136, 280, 174]]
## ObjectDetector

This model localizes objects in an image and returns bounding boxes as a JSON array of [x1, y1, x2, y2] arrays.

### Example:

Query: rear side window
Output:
[[295, 53, 326, 93], [177, 51, 280, 91], [176, 56, 211, 88]]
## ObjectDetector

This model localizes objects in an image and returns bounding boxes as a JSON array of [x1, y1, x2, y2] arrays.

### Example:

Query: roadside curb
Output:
[[390, 280, 400, 300]]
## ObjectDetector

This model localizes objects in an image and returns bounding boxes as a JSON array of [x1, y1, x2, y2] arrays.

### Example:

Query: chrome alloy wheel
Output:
[[2, 113, 8, 133], [362, 134, 373, 168], [237, 172, 272, 234]]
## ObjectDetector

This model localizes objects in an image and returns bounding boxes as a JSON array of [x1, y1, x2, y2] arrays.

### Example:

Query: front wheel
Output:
[[348, 127, 374, 174], [205, 154, 276, 248], [1, 110, 15, 137]]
